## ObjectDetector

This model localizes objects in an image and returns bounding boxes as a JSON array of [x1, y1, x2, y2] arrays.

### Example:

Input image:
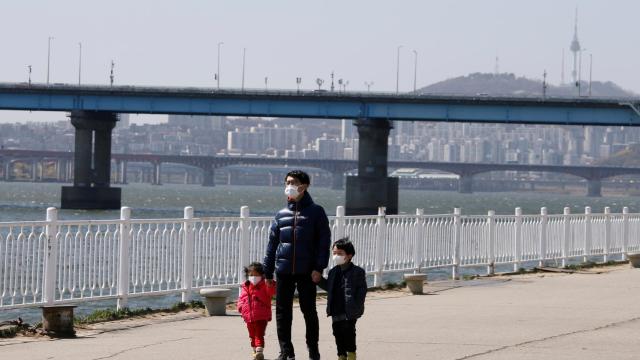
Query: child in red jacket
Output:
[[237, 262, 276, 360]]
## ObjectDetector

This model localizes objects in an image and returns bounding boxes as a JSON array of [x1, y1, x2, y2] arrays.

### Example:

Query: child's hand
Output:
[[266, 279, 275, 287]]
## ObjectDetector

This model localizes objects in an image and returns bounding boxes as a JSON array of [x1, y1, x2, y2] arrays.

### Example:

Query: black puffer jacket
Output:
[[263, 192, 331, 278], [318, 262, 367, 320]]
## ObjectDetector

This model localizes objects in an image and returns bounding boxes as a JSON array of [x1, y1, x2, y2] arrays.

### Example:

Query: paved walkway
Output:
[[2, 265, 640, 359]]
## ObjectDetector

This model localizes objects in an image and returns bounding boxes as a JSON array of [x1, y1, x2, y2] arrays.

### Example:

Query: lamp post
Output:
[[264, 76, 268, 90], [241, 47, 246, 91], [78, 42, 82, 86], [412, 49, 418, 92], [46, 36, 54, 85], [588, 53, 593, 97], [216, 41, 223, 89], [27, 65, 32, 86], [296, 77, 302, 92], [364, 81, 374, 92], [396, 45, 403, 94], [110, 60, 115, 87]]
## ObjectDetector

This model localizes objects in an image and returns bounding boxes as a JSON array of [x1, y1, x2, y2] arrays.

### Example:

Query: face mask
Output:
[[248, 276, 262, 285], [284, 185, 299, 198], [332, 255, 346, 265]]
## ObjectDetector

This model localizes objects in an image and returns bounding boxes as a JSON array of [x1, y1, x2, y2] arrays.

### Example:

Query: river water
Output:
[[1, 182, 638, 323]]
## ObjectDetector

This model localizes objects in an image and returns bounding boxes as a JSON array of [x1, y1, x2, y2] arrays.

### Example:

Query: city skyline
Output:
[[1, 1, 639, 123]]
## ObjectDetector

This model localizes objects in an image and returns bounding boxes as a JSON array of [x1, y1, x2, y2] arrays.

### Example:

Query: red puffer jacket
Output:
[[237, 279, 276, 323]]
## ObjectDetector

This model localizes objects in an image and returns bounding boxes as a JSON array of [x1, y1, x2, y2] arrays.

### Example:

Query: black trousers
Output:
[[332, 319, 357, 355], [275, 273, 319, 355]]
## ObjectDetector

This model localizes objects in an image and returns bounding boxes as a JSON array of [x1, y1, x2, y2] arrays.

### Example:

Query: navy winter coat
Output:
[[318, 262, 367, 320], [263, 192, 331, 279]]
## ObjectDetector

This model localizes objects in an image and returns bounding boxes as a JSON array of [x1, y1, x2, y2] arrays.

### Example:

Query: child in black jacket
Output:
[[318, 238, 367, 360]]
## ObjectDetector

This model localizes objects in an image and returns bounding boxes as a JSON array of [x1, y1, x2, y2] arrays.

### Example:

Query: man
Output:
[[264, 170, 331, 360]]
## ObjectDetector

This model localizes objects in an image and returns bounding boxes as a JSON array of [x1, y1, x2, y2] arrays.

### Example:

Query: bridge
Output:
[[1, 82, 640, 213], [3, 149, 640, 197]]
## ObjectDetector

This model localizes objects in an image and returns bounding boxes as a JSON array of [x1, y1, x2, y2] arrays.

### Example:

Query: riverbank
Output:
[[2, 264, 639, 359]]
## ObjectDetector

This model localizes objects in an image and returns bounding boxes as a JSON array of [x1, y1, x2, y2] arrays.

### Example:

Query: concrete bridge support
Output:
[[61, 111, 121, 209], [152, 162, 162, 185], [1, 160, 7, 181], [587, 178, 602, 197], [331, 171, 345, 190], [458, 174, 474, 194], [31, 159, 38, 181], [346, 119, 398, 215], [202, 165, 215, 187]]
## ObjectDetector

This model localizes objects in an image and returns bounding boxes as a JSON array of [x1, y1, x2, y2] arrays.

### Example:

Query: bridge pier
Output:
[[152, 162, 162, 185], [61, 111, 121, 210], [31, 159, 38, 181], [331, 171, 345, 190], [458, 174, 474, 194], [346, 119, 398, 215], [202, 165, 215, 187], [587, 178, 602, 197]]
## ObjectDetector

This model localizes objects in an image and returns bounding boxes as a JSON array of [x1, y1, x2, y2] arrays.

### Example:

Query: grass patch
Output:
[[75, 300, 205, 325]]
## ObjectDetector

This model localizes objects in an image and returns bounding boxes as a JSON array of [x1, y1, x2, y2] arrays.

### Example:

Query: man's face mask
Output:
[[285, 184, 299, 198]]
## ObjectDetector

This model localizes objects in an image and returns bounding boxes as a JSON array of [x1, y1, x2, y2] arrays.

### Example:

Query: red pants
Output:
[[246, 320, 268, 348]]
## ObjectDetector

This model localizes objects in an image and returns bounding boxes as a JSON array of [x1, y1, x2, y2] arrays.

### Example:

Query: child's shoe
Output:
[[255, 347, 264, 360], [346, 352, 356, 360]]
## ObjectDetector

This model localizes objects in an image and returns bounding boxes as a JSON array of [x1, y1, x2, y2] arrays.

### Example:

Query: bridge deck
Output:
[[1, 83, 639, 126]]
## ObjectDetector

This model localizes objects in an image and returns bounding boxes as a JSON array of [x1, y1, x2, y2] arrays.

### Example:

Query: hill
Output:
[[417, 72, 636, 98]]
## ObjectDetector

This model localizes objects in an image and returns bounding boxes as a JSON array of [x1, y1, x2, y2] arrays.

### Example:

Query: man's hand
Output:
[[266, 279, 275, 287], [311, 270, 322, 284]]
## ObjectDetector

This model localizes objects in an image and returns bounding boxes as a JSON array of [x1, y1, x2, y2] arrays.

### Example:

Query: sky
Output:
[[1, 0, 639, 123]]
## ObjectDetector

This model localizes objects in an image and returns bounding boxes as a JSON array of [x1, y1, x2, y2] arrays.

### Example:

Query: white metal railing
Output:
[[1, 205, 638, 310]]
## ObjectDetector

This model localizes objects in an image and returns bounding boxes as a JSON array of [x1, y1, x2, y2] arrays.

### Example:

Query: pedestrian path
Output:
[[2, 265, 640, 359]]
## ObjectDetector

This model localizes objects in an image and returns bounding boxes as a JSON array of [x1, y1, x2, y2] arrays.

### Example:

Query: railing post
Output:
[[414, 209, 425, 273], [604, 206, 611, 263], [452, 208, 461, 280], [622, 207, 630, 261], [238, 206, 251, 285], [117, 206, 132, 310], [374, 207, 386, 287], [584, 206, 592, 263], [514, 207, 522, 272], [539, 207, 547, 268], [43, 207, 59, 305], [487, 210, 496, 275], [335, 206, 345, 240], [181, 206, 195, 303], [562, 207, 570, 268]]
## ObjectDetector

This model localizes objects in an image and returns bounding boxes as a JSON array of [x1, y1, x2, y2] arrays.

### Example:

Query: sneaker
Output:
[[346, 352, 356, 360], [338, 356, 347, 360], [255, 347, 265, 360], [277, 353, 295, 360]]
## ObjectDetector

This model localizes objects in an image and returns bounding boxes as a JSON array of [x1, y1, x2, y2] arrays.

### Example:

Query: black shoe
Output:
[[277, 353, 295, 360]]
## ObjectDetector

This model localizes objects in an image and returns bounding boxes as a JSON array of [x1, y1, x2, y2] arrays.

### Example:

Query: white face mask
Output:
[[248, 276, 262, 285], [284, 185, 299, 198], [332, 255, 346, 266]]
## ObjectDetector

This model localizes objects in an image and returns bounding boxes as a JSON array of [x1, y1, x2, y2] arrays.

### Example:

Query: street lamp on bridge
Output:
[[216, 41, 224, 89], [46, 36, 54, 85]]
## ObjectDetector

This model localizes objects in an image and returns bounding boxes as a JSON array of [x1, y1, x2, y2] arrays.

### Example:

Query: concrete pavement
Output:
[[2, 265, 640, 359]]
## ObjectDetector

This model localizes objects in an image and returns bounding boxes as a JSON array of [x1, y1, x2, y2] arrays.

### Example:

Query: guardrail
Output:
[[1, 205, 637, 310]]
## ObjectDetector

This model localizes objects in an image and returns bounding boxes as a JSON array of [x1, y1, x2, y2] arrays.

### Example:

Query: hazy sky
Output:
[[1, 0, 639, 123]]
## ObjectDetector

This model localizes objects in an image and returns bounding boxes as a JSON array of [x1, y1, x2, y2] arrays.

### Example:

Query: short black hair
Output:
[[244, 262, 265, 278], [285, 170, 310, 185], [332, 237, 355, 256]]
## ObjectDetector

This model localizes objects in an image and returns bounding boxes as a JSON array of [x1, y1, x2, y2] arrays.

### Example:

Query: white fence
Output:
[[1, 205, 638, 310]]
